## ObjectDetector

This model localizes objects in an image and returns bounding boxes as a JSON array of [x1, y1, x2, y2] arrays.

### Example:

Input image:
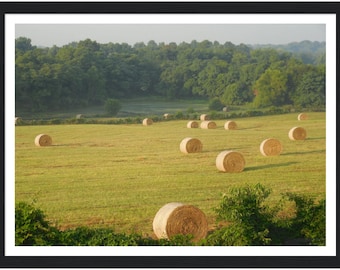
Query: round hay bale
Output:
[[163, 113, 171, 119], [216, 150, 245, 173], [298, 113, 308, 121], [35, 134, 52, 147], [187, 121, 199, 128], [200, 114, 209, 121], [142, 118, 153, 126], [260, 138, 282, 156], [200, 121, 217, 129], [153, 202, 208, 242], [224, 120, 237, 130], [180, 137, 203, 154], [288, 127, 307, 141], [15, 117, 22, 125], [76, 114, 84, 119]]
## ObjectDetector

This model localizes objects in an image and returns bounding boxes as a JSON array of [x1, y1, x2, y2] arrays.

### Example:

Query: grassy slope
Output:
[[15, 112, 326, 237]]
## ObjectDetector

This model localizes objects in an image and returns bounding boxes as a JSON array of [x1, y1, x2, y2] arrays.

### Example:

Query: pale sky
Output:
[[16, 23, 326, 47]]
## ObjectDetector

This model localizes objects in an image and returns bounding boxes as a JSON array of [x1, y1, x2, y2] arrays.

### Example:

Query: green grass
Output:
[[15, 112, 326, 237]]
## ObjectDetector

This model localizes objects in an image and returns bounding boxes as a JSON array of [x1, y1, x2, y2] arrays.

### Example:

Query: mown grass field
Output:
[[15, 112, 326, 238]]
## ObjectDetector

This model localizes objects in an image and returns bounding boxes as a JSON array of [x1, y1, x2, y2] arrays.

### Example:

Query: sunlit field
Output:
[[15, 112, 326, 237]]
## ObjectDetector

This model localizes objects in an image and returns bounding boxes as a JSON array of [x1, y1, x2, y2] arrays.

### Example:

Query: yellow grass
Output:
[[15, 112, 326, 236]]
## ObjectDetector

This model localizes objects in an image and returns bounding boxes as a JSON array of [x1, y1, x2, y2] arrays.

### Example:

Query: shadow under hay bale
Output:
[[260, 138, 282, 156], [216, 150, 245, 173], [35, 134, 52, 147], [152, 202, 208, 242], [288, 127, 307, 141], [180, 137, 203, 154]]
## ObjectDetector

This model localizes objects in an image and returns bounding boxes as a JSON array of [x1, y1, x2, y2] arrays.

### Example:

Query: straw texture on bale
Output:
[[200, 114, 209, 121], [216, 150, 245, 173], [260, 138, 282, 156], [187, 121, 199, 128], [153, 202, 208, 242], [224, 121, 237, 130], [200, 121, 217, 129], [288, 127, 307, 140], [142, 118, 153, 126], [35, 134, 52, 147], [180, 137, 203, 153], [298, 113, 308, 121]]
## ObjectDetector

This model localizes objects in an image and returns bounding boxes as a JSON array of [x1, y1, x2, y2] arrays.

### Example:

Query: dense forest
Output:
[[15, 37, 325, 113]]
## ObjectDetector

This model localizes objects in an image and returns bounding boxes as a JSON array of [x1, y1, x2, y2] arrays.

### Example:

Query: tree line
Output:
[[15, 37, 325, 113]]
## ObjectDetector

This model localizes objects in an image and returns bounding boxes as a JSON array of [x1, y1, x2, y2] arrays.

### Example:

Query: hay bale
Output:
[[76, 114, 84, 119], [187, 121, 199, 128], [35, 134, 52, 147], [163, 113, 171, 119], [298, 113, 308, 121], [152, 202, 208, 242], [288, 127, 307, 141], [143, 118, 153, 126], [224, 120, 237, 130], [260, 138, 282, 156], [200, 114, 209, 121], [216, 150, 245, 173], [180, 137, 203, 153], [200, 121, 217, 129], [15, 117, 22, 125]]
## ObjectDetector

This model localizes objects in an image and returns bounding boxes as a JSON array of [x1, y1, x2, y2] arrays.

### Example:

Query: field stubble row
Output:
[[15, 112, 326, 236]]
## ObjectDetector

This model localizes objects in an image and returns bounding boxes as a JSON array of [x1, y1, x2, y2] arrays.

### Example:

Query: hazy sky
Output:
[[15, 24, 325, 47]]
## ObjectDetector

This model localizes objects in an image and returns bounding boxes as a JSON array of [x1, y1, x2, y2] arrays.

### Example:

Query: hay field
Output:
[[15, 112, 326, 237]]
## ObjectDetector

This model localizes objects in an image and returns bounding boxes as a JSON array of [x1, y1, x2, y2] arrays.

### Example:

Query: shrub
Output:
[[104, 98, 122, 116], [174, 111, 184, 119], [283, 193, 326, 245], [211, 183, 273, 245], [208, 97, 224, 111], [187, 107, 195, 114], [15, 202, 195, 246], [205, 184, 326, 246], [15, 201, 61, 245], [15, 188, 325, 246]]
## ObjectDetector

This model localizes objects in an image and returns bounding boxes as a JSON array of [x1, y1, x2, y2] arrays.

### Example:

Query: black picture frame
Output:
[[1, 1, 339, 268]]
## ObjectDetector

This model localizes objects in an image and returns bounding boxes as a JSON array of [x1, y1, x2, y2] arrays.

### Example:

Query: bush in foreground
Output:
[[203, 184, 325, 246], [15, 184, 325, 246]]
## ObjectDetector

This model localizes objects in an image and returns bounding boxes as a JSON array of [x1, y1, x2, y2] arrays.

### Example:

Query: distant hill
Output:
[[249, 40, 325, 65], [249, 40, 325, 54]]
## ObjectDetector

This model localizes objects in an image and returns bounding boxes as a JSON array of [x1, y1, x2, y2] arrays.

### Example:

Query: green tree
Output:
[[253, 69, 288, 108], [208, 97, 224, 111], [15, 37, 36, 54], [104, 98, 122, 116], [292, 69, 325, 108]]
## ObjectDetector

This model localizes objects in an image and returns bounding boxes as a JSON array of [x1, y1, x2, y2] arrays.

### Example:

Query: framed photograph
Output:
[[1, 1, 338, 268]]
